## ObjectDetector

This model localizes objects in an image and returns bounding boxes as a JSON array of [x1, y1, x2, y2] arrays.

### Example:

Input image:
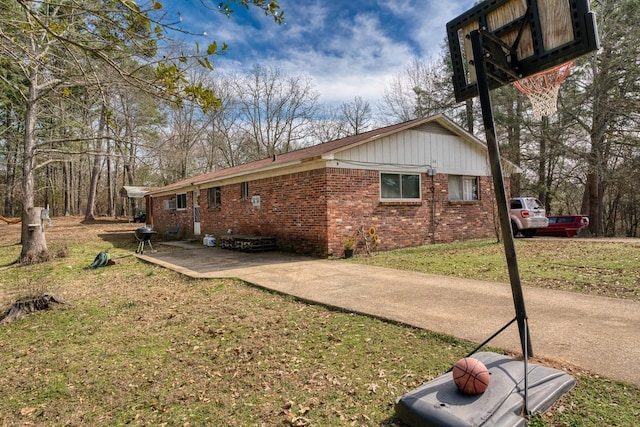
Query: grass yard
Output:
[[0, 218, 638, 426], [351, 238, 640, 301]]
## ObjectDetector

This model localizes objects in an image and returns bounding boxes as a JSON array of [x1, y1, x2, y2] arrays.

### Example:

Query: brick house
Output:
[[144, 115, 516, 257]]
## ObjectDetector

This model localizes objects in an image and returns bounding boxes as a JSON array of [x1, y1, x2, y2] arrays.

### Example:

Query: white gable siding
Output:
[[335, 124, 491, 176]]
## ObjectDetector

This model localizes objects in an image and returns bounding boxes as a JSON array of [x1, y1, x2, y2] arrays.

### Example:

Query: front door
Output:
[[193, 190, 201, 235]]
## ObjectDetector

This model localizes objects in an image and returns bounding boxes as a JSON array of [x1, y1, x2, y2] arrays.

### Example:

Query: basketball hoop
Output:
[[513, 61, 574, 119]]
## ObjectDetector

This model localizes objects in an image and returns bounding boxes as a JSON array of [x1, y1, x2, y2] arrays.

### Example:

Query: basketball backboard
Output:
[[447, 0, 599, 102]]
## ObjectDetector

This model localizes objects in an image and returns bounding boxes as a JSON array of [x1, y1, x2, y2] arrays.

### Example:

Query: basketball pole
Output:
[[470, 29, 534, 358]]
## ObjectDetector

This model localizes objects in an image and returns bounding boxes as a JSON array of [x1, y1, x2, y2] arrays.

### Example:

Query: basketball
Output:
[[452, 357, 490, 395]]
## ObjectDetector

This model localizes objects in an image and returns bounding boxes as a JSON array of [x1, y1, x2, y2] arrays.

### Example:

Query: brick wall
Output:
[[198, 169, 329, 256], [325, 169, 500, 256], [150, 193, 193, 237], [151, 167, 503, 257], [433, 175, 499, 243], [326, 168, 433, 257]]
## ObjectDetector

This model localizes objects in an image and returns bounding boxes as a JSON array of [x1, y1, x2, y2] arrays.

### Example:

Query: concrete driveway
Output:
[[136, 244, 640, 387]]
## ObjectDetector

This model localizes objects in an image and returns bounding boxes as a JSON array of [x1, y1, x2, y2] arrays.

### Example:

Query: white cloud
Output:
[[279, 1, 329, 39], [167, 0, 479, 106], [262, 4, 416, 105]]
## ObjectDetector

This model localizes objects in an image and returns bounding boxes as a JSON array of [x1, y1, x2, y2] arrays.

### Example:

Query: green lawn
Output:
[[350, 238, 640, 300], [1, 220, 638, 426]]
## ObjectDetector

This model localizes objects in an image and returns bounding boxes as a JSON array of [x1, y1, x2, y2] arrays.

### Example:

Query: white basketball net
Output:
[[513, 62, 574, 119]]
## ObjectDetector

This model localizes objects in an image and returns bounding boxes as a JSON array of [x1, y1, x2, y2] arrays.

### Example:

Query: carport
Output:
[[119, 186, 151, 222]]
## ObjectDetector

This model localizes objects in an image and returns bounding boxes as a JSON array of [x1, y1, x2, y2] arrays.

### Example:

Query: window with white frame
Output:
[[448, 175, 479, 201], [176, 193, 187, 209], [240, 182, 249, 199], [208, 187, 221, 208], [380, 173, 421, 201]]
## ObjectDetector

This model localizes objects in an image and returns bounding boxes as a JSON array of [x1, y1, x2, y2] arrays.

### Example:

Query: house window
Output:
[[208, 187, 221, 208], [380, 173, 421, 201], [448, 175, 479, 201], [240, 182, 249, 199], [176, 193, 187, 210]]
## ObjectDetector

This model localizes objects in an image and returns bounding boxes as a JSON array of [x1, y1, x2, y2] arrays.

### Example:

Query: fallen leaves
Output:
[[2, 218, 639, 426], [281, 400, 311, 426], [20, 407, 37, 416]]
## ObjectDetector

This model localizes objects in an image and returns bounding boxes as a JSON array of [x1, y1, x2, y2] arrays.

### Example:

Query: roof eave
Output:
[[192, 159, 304, 187], [147, 159, 306, 197]]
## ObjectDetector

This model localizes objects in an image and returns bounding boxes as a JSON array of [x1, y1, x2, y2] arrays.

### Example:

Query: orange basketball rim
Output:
[[513, 61, 575, 119]]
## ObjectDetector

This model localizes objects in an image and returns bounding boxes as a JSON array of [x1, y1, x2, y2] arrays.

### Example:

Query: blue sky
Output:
[[160, 0, 476, 106]]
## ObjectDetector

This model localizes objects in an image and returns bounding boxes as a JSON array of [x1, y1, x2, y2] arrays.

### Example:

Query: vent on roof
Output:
[[414, 122, 454, 135]]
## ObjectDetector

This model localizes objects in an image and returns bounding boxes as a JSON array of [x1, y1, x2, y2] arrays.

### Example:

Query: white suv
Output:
[[510, 197, 549, 237]]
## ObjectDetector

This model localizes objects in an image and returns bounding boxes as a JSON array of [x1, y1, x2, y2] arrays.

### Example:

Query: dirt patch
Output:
[[0, 216, 140, 244]]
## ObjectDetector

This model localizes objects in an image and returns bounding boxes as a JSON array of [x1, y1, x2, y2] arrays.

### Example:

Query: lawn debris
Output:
[[0, 293, 69, 325], [85, 250, 111, 269]]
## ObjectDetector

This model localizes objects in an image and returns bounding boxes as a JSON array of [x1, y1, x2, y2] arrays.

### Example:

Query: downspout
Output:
[[428, 168, 437, 244]]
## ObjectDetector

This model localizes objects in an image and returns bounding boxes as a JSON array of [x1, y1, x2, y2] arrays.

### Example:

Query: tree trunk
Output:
[[586, 171, 602, 236], [3, 134, 17, 217], [20, 70, 49, 262], [63, 161, 71, 216], [537, 117, 548, 207], [45, 164, 51, 211], [506, 97, 522, 197], [85, 104, 107, 220], [465, 99, 474, 134], [584, 91, 608, 236], [76, 154, 83, 214], [107, 137, 114, 216]]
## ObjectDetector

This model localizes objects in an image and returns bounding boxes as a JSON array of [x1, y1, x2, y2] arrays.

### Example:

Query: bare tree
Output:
[[306, 105, 348, 144], [380, 56, 457, 123], [0, 0, 282, 262], [234, 64, 319, 159], [340, 96, 372, 135], [201, 74, 250, 169], [85, 104, 108, 220]]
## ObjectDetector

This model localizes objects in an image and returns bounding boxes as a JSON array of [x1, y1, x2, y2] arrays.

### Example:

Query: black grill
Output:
[[134, 226, 156, 254]]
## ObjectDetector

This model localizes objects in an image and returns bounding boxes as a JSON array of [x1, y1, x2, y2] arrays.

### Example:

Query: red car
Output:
[[537, 215, 590, 237]]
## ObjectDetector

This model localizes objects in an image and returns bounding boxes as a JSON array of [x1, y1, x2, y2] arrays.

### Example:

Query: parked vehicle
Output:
[[509, 197, 549, 237], [536, 215, 589, 237]]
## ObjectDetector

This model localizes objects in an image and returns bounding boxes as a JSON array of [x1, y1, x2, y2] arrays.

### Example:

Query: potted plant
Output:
[[343, 235, 357, 258]]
